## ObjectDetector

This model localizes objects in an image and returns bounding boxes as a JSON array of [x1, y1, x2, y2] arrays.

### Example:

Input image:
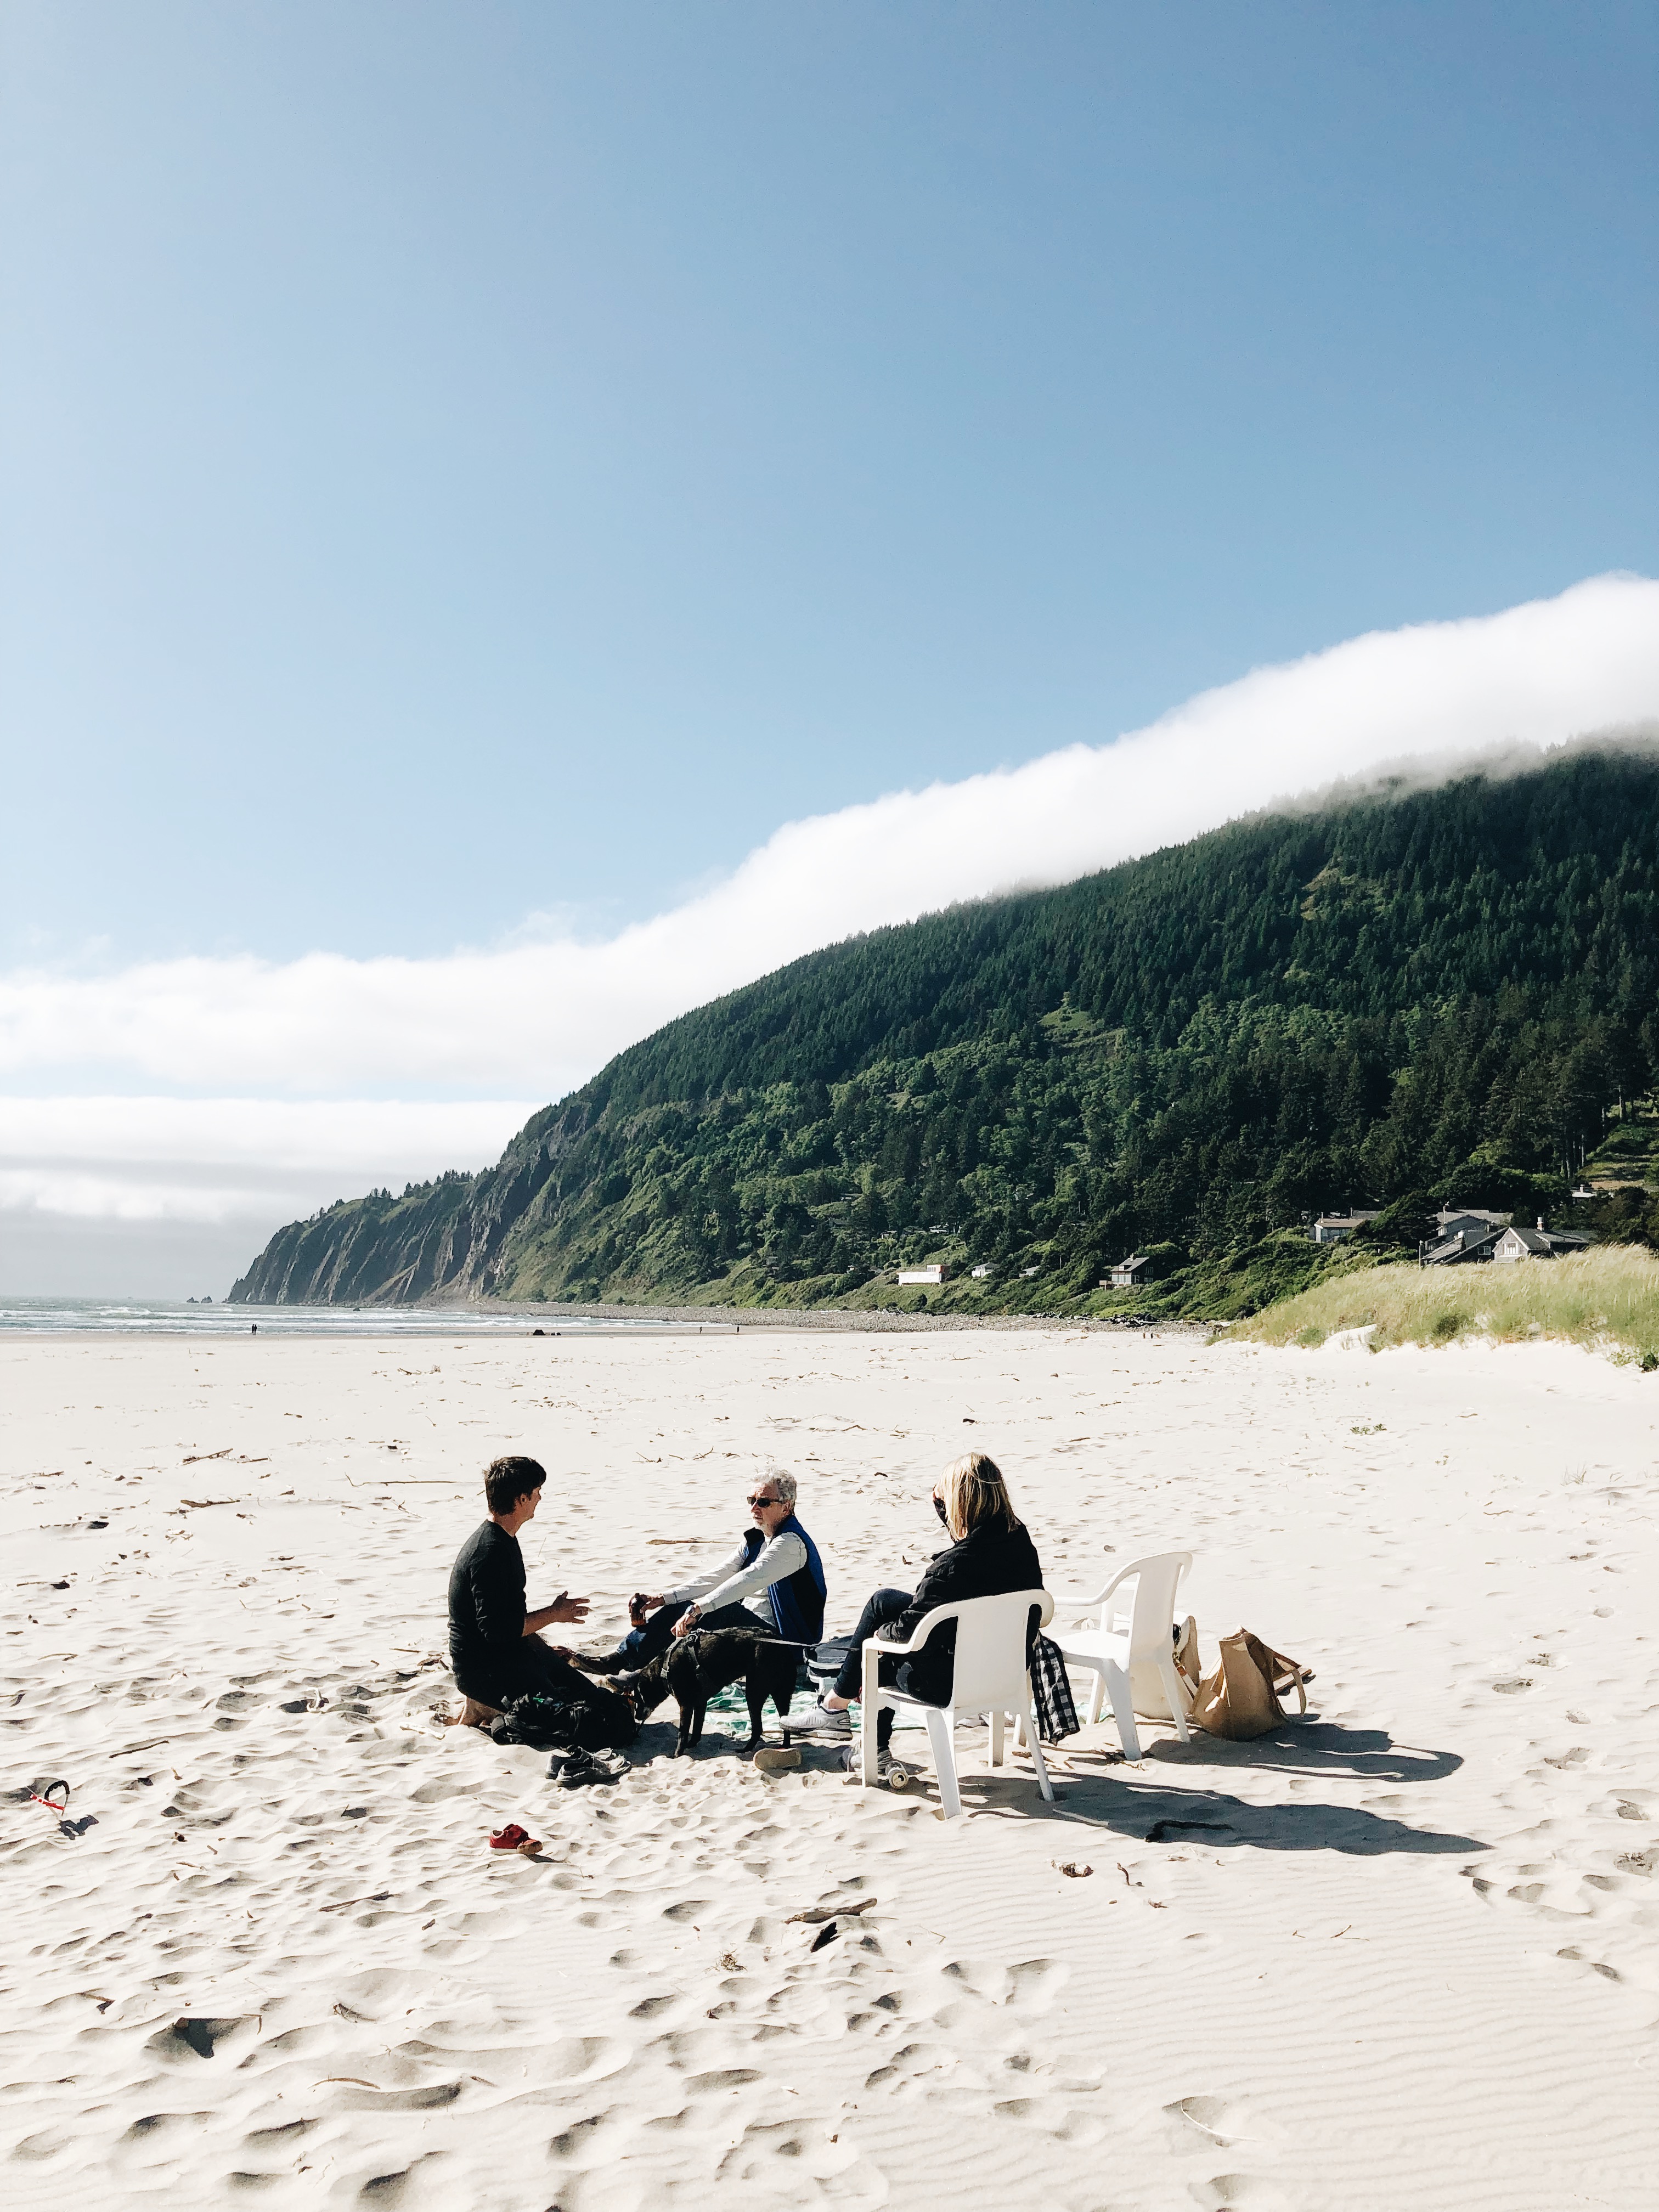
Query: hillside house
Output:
[[1311, 1211, 1379, 1244], [1420, 1223, 1504, 1266], [1435, 1207, 1511, 1238], [1419, 1207, 1511, 1266], [896, 1265, 946, 1285], [1492, 1220, 1592, 1263], [969, 1263, 996, 1280], [1103, 1254, 1153, 1288]]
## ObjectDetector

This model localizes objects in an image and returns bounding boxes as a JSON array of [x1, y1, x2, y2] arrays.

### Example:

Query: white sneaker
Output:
[[788, 1701, 853, 1740]]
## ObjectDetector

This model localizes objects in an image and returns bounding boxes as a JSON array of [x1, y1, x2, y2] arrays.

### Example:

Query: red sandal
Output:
[[489, 1823, 535, 1852]]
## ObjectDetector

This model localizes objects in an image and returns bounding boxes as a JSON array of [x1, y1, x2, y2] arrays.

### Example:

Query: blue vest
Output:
[[741, 1514, 826, 1644]]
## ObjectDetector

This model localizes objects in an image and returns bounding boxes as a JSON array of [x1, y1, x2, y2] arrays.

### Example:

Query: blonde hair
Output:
[[938, 1451, 1020, 1541]]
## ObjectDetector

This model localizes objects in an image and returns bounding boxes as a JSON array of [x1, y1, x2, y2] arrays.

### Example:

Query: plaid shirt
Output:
[[1030, 1634, 1081, 1743]]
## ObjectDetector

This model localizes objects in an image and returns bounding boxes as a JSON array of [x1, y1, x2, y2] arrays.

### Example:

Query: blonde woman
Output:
[[791, 1451, 1043, 1769]]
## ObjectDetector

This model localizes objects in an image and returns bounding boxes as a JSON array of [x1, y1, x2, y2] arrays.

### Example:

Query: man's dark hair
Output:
[[484, 1455, 548, 1516]]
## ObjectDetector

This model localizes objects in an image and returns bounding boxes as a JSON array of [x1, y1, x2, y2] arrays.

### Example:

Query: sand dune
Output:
[[3, 1327, 1656, 2209]]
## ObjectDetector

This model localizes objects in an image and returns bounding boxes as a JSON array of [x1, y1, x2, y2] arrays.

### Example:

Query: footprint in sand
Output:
[[1188, 2175, 1289, 2209], [548, 2109, 611, 2158], [628, 1993, 680, 2019], [537, 2035, 628, 2082], [1005, 1957, 1067, 2012], [338, 2149, 449, 2204], [1166, 2094, 1240, 2146]]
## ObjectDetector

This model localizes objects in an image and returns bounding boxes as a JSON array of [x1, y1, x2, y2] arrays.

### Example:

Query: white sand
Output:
[[3, 1325, 1656, 2210]]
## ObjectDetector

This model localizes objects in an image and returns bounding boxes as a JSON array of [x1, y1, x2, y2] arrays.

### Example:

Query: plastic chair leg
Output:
[[1102, 1660, 1142, 1759], [1158, 1657, 1192, 1743], [1018, 1699, 1055, 1802], [860, 1647, 883, 1786], [1085, 1670, 1105, 1727], [989, 1708, 1006, 1767], [924, 1707, 962, 1818]]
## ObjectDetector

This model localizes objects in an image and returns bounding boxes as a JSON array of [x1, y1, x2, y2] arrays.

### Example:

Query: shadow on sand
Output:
[[864, 1720, 1486, 1855]]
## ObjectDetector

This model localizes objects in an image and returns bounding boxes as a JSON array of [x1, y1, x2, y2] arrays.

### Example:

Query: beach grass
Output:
[[1237, 1241, 1659, 1365]]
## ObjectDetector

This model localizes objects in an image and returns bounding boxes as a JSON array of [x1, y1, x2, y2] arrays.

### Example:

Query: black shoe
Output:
[[556, 1749, 623, 1789]]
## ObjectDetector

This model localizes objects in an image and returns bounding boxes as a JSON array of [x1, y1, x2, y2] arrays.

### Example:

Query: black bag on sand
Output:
[[495, 1685, 639, 1752]]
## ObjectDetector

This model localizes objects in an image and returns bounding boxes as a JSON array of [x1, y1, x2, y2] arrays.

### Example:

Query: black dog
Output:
[[625, 1627, 798, 1756]]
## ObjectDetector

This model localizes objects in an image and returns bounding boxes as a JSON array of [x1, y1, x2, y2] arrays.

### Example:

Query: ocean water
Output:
[[0, 1297, 735, 1338]]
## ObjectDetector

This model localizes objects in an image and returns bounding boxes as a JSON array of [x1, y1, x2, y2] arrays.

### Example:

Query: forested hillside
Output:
[[231, 744, 1659, 1316]]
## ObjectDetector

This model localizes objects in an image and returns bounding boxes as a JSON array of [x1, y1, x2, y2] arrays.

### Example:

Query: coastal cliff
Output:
[[230, 744, 1659, 1317]]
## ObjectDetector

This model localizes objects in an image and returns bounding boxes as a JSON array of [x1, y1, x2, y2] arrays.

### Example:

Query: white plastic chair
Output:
[[1048, 1551, 1193, 1760], [860, 1588, 1054, 1819]]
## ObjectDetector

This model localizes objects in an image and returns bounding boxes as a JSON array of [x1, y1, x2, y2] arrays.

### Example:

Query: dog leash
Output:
[[680, 1629, 821, 1652]]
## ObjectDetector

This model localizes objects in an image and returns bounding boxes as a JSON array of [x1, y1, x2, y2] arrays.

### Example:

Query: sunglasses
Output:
[[747, 1494, 782, 1508]]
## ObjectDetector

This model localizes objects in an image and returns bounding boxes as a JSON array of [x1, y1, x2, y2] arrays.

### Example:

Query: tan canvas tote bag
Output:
[[1189, 1629, 1312, 1740]]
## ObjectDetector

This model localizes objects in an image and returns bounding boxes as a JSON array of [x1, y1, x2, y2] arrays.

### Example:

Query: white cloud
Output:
[[2, 573, 1657, 1261], [0, 1098, 537, 1223], [4, 574, 1658, 1103]]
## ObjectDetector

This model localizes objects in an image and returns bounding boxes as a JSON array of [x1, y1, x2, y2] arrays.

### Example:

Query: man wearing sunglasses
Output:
[[600, 1468, 826, 1671]]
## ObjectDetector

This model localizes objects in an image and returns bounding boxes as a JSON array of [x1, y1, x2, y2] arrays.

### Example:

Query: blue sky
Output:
[[5, 1, 1655, 968]]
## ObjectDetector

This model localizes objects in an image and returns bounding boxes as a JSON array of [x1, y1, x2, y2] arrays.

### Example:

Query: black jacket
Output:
[[876, 1516, 1045, 1708]]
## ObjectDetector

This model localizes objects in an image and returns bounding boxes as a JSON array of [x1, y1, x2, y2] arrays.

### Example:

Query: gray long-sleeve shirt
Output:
[[666, 1528, 809, 1632]]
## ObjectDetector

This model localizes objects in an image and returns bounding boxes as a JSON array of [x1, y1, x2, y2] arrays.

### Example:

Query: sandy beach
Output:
[[3, 1324, 1656, 2210]]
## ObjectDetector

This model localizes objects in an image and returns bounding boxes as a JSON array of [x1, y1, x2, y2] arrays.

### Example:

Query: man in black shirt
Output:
[[448, 1455, 592, 1720]]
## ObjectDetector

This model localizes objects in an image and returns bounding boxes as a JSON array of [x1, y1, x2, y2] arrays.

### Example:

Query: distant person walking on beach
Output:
[[447, 1455, 592, 1723]]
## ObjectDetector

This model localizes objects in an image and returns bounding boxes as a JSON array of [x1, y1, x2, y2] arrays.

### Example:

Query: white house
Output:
[[1492, 1225, 1550, 1262], [897, 1265, 946, 1285], [969, 1263, 996, 1280]]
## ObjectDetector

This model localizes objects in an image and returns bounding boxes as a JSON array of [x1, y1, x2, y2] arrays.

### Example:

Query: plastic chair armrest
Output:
[[868, 1600, 963, 1659], [1092, 1562, 1138, 1610]]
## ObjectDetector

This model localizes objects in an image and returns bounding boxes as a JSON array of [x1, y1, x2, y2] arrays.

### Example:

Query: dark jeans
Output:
[[616, 1600, 770, 1668], [833, 1585, 913, 1749]]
